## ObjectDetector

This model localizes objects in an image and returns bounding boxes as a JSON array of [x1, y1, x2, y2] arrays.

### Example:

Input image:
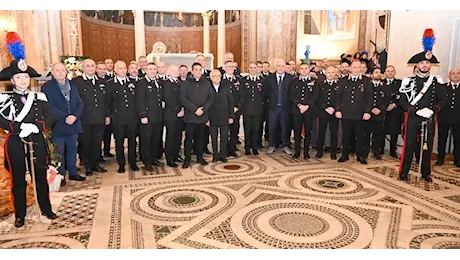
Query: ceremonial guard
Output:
[[315, 66, 339, 159], [136, 62, 164, 171], [363, 67, 390, 160], [436, 68, 460, 166], [398, 29, 446, 182], [73, 59, 108, 176], [0, 32, 57, 227], [291, 63, 318, 159], [382, 65, 403, 158], [241, 62, 265, 155], [335, 60, 373, 164], [106, 61, 140, 173]]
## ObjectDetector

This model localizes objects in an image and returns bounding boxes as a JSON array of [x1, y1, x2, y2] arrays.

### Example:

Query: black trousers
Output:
[[5, 134, 51, 218], [113, 124, 137, 167], [293, 113, 313, 155], [228, 113, 241, 153], [210, 124, 229, 158], [165, 121, 184, 163], [185, 123, 206, 161], [139, 122, 162, 166], [317, 116, 339, 154], [157, 123, 164, 159], [400, 114, 435, 178], [204, 125, 210, 151], [103, 124, 113, 155], [81, 124, 105, 169], [341, 119, 365, 158], [363, 120, 384, 157], [244, 115, 261, 151], [437, 122, 460, 162], [258, 108, 270, 146], [381, 134, 399, 155]]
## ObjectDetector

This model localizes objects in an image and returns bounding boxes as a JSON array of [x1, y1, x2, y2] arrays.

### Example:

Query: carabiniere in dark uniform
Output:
[[241, 74, 265, 155], [73, 74, 108, 176], [223, 74, 243, 157], [436, 81, 460, 166], [335, 74, 373, 164], [106, 76, 139, 173], [291, 75, 318, 159], [136, 75, 164, 171], [363, 80, 390, 160], [382, 77, 403, 157], [163, 76, 184, 167], [315, 78, 339, 159]]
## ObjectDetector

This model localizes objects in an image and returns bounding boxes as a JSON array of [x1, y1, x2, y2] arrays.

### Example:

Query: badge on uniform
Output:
[[147, 85, 152, 89]]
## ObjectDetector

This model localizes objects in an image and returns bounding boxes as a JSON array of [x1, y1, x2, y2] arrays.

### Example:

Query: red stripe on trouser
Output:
[[4, 133, 16, 214], [399, 112, 409, 174]]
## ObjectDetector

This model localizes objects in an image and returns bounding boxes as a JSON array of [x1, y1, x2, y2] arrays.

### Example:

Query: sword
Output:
[[21, 136, 42, 223]]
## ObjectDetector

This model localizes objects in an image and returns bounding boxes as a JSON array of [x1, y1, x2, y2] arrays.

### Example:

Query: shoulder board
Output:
[[401, 77, 412, 86], [0, 93, 11, 103], [35, 92, 48, 102]]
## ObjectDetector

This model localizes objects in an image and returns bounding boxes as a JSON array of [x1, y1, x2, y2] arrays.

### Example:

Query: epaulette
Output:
[[0, 93, 11, 103], [433, 75, 444, 84], [35, 92, 48, 102], [401, 76, 413, 86]]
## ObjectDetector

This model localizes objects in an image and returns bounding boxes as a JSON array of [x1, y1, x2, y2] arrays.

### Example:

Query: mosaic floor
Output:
[[2, 141, 460, 249]]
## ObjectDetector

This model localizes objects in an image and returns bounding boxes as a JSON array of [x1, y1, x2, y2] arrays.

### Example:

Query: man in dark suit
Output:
[[106, 61, 140, 173], [217, 52, 241, 76], [335, 60, 373, 164], [436, 68, 460, 166], [42, 62, 86, 181], [291, 63, 318, 159], [136, 62, 164, 171], [73, 59, 108, 176], [208, 69, 234, 162], [241, 62, 265, 155], [266, 59, 294, 155], [164, 65, 184, 167], [382, 65, 402, 158], [259, 61, 271, 146], [180, 62, 215, 168]]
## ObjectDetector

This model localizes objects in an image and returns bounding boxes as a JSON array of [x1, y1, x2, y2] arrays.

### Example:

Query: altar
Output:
[[146, 53, 215, 69]]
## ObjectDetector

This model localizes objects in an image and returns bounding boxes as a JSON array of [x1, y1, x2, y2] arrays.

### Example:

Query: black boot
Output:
[[435, 159, 444, 166], [316, 151, 323, 158], [42, 211, 58, 220], [14, 217, 25, 228], [182, 160, 191, 169]]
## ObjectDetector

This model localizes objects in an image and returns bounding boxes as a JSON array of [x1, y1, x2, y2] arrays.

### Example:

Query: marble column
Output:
[[133, 10, 146, 59], [256, 10, 298, 70], [217, 10, 226, 66], [61, 10, 83, 56], [202, 12, 211, 54]]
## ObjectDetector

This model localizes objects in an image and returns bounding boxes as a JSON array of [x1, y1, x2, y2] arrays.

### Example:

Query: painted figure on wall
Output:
[[326, 10, 357, 40]]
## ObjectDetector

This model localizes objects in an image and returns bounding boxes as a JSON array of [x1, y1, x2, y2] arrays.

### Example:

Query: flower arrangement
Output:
[[60, 55, 90, 80], [43, 128, 62, 169]]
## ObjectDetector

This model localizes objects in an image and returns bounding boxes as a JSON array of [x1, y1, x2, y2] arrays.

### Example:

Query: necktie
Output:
[[278, 76, 283, 105], [91, 78, 95, 85]]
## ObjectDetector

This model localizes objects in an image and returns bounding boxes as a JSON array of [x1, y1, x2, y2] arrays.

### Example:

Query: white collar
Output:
[[83, 74, 97, 81], [115, 76, 129, 85], [106, 71, 113, 76], [13, 88, 29, 95], [276, 72, 285, 78]]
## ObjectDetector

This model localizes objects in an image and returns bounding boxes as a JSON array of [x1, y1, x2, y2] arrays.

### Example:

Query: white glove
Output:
[[416, 108, 434, 118], [19, 123, 39, 138]]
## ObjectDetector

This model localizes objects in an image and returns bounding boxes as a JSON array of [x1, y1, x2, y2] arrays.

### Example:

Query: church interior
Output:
[[0, 10, 460, 250]]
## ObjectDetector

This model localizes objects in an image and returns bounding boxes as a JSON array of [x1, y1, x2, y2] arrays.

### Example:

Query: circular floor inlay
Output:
[[223, 164, 241, 170], [316, 180, 346, 189], [271, 212, 327, 236], [172, 196, 197, 205]]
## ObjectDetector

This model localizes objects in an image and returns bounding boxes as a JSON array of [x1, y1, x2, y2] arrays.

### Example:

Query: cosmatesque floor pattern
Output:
[[2, 142, 460, 249]]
